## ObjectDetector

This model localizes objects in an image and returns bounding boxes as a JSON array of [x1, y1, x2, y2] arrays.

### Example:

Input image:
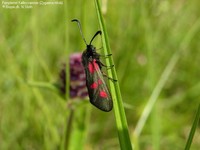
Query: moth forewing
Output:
[[85, 59, 113, 112]]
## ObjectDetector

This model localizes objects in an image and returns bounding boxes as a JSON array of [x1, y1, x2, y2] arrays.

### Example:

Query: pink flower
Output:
[[56, 53, 88, 98]]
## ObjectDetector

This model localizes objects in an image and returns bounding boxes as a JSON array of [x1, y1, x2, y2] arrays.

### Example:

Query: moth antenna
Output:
[[71, 19, 88, 45], [89, 31, 102, 45]]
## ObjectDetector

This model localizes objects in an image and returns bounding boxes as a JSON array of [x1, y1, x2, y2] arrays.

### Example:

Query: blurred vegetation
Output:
[[0, 0, 200, 149]]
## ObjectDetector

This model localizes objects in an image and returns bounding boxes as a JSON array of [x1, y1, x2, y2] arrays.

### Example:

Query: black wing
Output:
[[84, 59, 113, 112]]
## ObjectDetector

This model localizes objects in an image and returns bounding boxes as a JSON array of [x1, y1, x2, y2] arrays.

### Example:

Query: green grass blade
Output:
[[134, 18, 200, 138], [94, 0, 132, 149], [134, 50, 180, 137], [184, 104, 200, 150]]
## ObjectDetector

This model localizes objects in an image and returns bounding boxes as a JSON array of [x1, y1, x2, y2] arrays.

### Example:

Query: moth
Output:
[[72, 19, 113, 112]]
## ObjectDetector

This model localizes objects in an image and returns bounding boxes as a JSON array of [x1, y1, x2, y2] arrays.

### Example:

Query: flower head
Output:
[[56, 53, 88, 99], [69, 53, 87, 98]]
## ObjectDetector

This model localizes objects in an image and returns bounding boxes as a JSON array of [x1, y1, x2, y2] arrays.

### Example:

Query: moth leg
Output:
[[96, 47, 103, 51], [102, 72, 117, 82], [106, 64, 114, 70], [99, 54, 112, 58], [96, 60, 114, 69], [101, 63, 114, 69]]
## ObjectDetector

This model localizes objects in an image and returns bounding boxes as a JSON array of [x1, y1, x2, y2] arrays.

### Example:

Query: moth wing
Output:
[[85, 60, 113, 112]]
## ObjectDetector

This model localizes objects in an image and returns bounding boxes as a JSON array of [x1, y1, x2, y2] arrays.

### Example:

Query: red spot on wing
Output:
[[90, 82, 98, 89], [88, 60, 99, 73], [88, 62, 95, 73], [98, 79, 103, 85], [99, 91, 108, 98]]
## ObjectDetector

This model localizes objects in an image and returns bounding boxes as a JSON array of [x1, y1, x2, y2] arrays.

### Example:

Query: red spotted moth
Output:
[[72, 19, 114, 112]]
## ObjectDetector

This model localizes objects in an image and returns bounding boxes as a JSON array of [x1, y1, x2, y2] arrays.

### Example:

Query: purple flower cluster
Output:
[[56, 53, 88, 99], [69, 53, 88, 98]]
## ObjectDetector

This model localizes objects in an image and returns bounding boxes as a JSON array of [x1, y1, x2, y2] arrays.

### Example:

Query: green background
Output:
[[0, 0, 200, 149]]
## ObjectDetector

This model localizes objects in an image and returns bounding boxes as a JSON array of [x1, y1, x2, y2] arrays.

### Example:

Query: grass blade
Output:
[[94, 0, 132, 149], [134, 50, 180, 137], [184, 104, 200, 150], [134, 18, 200, 138]]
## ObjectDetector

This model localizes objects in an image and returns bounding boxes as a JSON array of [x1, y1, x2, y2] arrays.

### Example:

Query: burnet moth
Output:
[[72, 19, 113, 112]]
